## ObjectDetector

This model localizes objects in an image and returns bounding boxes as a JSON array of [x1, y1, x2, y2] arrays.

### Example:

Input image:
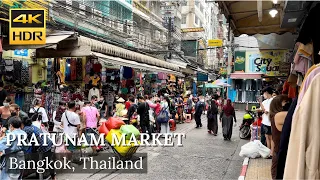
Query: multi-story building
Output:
[[180, 0, 208, 66]]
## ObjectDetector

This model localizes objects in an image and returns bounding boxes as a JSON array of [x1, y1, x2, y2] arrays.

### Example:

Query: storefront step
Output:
[[245, 158, 272, 180]]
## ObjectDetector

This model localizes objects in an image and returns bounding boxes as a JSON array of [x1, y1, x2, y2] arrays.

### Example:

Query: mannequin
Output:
[[88, 86, 100, 101]]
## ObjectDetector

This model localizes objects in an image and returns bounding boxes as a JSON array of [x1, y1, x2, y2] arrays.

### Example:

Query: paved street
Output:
[[57, 111, 248, 180]]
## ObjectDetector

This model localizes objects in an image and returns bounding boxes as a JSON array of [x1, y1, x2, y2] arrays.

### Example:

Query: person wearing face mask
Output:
[[269, 95, 290, 180], [9, 104, 28, 121], [0, 97, 13, 128]]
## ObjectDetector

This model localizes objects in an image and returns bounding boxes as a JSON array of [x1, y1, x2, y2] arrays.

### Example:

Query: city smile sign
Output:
[[9, 9, 46, 45]]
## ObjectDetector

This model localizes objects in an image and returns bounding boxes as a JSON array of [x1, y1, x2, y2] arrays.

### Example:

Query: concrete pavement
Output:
[[56, 111, 248, 180]]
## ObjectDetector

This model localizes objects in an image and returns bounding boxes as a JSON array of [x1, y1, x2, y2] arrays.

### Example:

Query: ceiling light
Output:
[[269, 9, 278, 18], [272, 0, 278, 4]]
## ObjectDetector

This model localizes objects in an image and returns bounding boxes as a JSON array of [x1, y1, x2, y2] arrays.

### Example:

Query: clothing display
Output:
[[60, 58, 66, 76], [91, 76, 100, 86], [93, 63, 102, 73], [70, 58, 77, 81], [123, 67, 133, 79], [76, 58, 83, 81], [65, 58, 71, 81], [85, 60, 93, 74], [88, 87, 100, 101]]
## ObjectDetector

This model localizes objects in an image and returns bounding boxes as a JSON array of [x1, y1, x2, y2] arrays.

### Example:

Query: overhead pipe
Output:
[[257, 0, 263, 22]]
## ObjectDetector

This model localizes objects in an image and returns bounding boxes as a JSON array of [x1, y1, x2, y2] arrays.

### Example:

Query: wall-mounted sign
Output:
[[234, 51, 245, 72], [197, 73, 208, 82], [247, 50, 288, 76], [14, 49, 28, 56], [181, 27, 205, 33], [208, 39, 223, 47]]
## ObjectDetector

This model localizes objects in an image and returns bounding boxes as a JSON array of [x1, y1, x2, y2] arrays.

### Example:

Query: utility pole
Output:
[[168, 16, 172, 59], [226, 15, 233, 101]]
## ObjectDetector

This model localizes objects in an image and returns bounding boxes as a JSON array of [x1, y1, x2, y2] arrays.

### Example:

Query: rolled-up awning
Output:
[[230, 73, 264, 79], [78, 36, 180, 72], [91, 52, 184, 77]]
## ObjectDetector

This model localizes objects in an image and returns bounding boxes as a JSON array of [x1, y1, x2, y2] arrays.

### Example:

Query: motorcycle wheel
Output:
[[239, 126, 251, 139]]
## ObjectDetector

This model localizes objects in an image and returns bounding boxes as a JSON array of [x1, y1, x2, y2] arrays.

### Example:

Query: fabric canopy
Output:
[[91, 52, 184, 77], [78, 36, 180, 72], [230, 73, 264, 79]]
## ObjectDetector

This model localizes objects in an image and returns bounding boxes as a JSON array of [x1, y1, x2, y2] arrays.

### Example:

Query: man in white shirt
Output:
[[61, 101, 81, 152], [260, 87, 274, 158]]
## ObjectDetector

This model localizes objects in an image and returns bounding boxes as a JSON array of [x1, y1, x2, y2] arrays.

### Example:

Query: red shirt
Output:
[[252, 117, 262, 126], [125, 101, 131, 110]]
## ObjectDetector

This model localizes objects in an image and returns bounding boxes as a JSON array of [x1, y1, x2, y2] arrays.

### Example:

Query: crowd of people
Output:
[[0, 90, 239, 179], [257, 86, 293, 180]]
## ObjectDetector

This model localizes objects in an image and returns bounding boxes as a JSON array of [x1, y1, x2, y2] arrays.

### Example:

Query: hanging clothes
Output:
[[13, 60, 22, 83], [85, 60, 93, 74], [276, 98, 297, 179], [59, 58, 66, 76], [88, 88, 100, 101], [93, 63, 102, 73], [283, 74, 320, 179], [295, 3, 320, 64], [65, 58, 71, 81], [76, 58, 83, 81], [4, 59, 14, 82], [123, 67, 133, 79], [21, 61, 29, 85], [70, 58, 77, 81]]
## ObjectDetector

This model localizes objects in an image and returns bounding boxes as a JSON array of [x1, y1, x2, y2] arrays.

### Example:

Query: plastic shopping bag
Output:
[[255, 140, 271, 158], [239, 141, 260, 158]]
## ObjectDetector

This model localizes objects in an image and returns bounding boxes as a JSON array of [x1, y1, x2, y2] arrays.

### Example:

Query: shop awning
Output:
[[3, 32, 75, 50], [217, 1, 296, 36], [78, 36, 180, 72], [91, 52, 185, 77], [230, 73, 264, 79]]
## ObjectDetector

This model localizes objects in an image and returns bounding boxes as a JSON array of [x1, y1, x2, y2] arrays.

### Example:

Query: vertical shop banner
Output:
[[247, 50, 288, 76], [234, 51, 246, 72]]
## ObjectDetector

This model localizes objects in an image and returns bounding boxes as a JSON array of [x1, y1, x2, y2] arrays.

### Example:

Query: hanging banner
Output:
[[208, 39, 223, 47], [234, 51, 246, 72], [247, 50, 288, 76]]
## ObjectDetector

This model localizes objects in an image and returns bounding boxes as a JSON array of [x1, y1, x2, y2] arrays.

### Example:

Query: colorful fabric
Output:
[[76, 58, 83, 81], [59, 58, 66, 76], [85, 60, 92, 74], [70, 58, 77, 81], [91, 76, 100, 86], [65, 58, 71, 81]]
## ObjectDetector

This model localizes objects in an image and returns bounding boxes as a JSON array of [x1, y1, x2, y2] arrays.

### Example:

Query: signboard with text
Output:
[[181, 27, 205, 33], [247, 50, 288, 76], [208, 39, 222, 47]]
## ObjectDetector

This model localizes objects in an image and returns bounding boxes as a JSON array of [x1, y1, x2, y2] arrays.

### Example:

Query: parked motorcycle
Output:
[[239, 111, 255, 139]]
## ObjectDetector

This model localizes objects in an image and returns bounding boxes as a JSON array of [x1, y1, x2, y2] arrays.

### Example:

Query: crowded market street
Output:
[[56, 112, 247, 180]]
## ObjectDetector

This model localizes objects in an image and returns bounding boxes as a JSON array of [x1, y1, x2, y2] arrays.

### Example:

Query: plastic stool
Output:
[[169, 119, 176, 131], [185, 114, 192, 123]]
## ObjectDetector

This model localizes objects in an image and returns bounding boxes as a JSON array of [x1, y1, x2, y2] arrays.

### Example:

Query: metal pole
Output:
[[168, 17, 172, 59], [226, 15, 233, 100]]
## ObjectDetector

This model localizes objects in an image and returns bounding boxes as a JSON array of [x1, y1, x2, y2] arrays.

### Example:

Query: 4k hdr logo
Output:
[[9, 9, 46, 45]]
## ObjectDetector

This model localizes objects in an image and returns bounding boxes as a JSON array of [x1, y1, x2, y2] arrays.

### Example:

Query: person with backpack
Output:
[[61, 101, 81, 152], [158, 96, 170, 134], [126, 96, 138, 126], [195, 97, 205, 128], [207, 94, 220, 135], [29, 98, 49, 129], [21, 117, 55, 180], [137, 95, 151, 136]]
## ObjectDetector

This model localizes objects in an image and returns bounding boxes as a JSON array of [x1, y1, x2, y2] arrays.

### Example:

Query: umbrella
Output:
[[214, 82, 231, 87], [198, 84, 221, 88], [212, 79, 227, 85]]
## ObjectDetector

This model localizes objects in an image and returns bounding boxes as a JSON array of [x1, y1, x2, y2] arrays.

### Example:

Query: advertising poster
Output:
[[246, 50, 288, 76], [234, 51, 246, 72]]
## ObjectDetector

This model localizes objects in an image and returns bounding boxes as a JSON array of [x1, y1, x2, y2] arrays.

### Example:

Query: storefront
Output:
[[230, 50, 289, 103]]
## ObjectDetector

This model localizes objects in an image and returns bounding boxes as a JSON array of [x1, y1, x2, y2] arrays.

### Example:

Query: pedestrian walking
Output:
[[207, 94, 219, 135], [194, 97, 205, 128], [137, 95, 151, 136], [220, 99, 236, 140], [160, 97, 170, 134]]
